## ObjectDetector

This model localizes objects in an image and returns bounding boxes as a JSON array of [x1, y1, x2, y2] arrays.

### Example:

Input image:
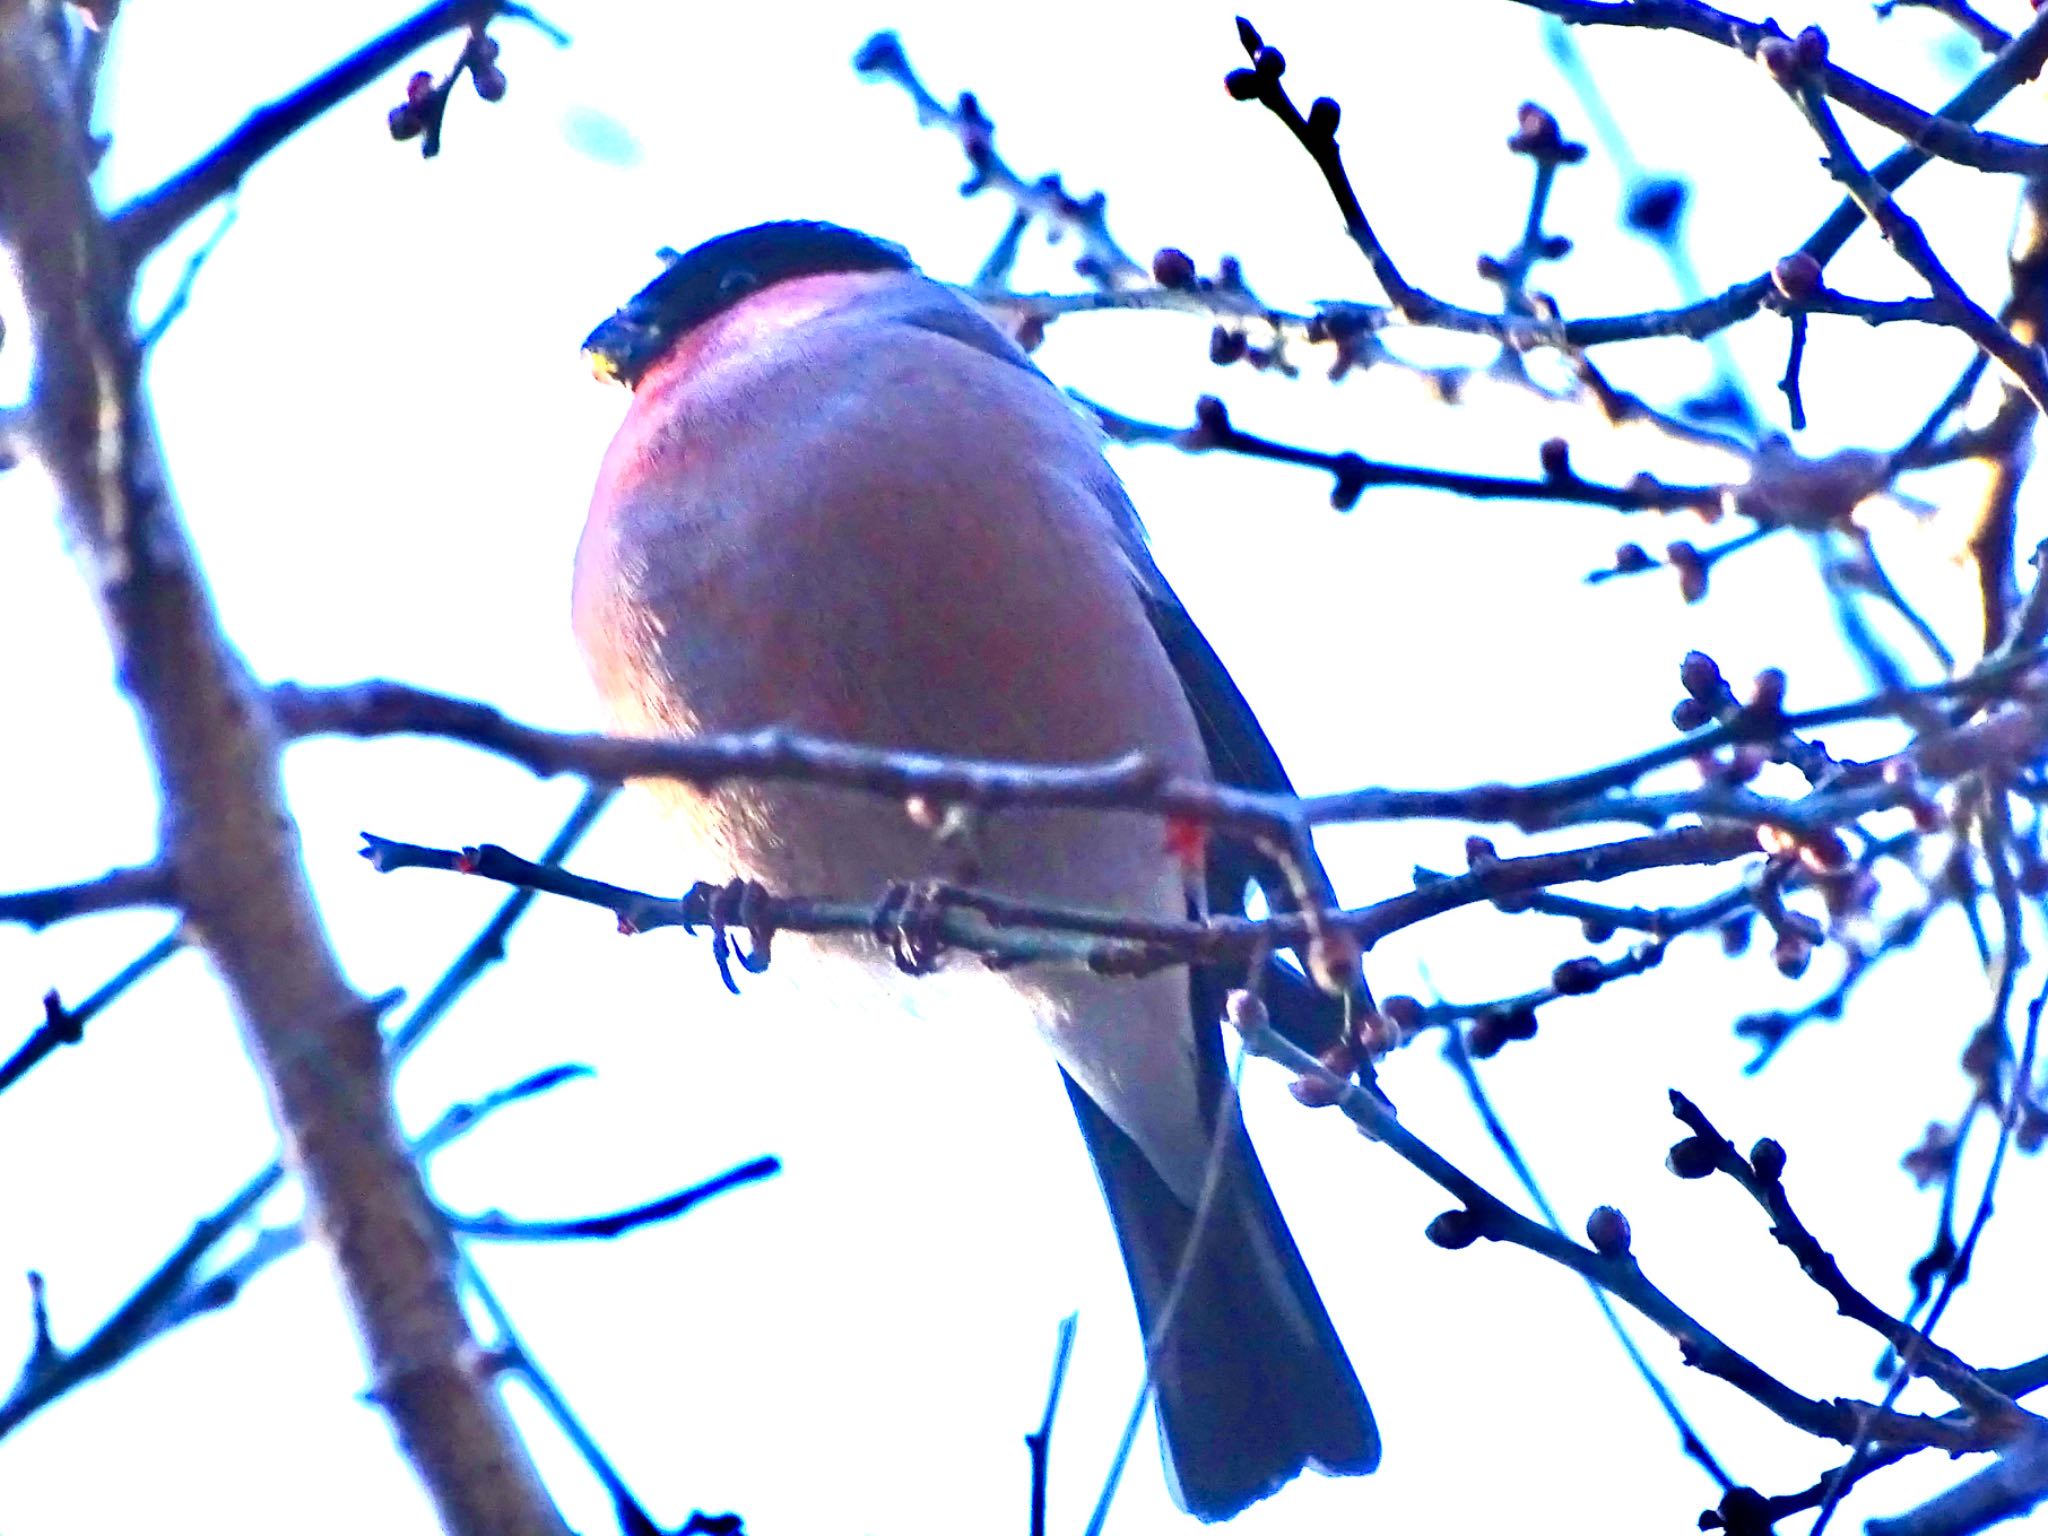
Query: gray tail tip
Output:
[[1169, 1404, 1381, 1522]]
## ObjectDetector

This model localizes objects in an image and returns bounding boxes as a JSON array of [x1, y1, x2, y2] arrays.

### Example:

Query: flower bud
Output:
[[1773, 251, 1822, 302], [1613, 542, 1653, 573], [1380, 994, 1423, 1036], [1749, 1137, 1786, 1182], [1772, 929, 1813, 979], [1552, 956, 1605, 996], [1209, 327, 1249, 365], [1672, 696, 1711, 732], [1668, 541, 1707, 602], [1153, 247, 1197, 288], [1680, 650, 1725, 701], [1667, 1135, 1717, 1178], [1425, 1209, 1481, 1249], [1586, 1205, 1632, 1257], [1224, 988, 1268, 1035]]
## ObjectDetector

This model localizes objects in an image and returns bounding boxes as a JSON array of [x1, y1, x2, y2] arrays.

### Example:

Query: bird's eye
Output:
[[717, 269, 759, 302]]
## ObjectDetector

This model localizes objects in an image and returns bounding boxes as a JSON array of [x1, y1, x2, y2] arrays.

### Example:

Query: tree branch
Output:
[[0, 927, 182, 1099], [359, 821, 1761, 980], [1202, 10, 2048, 362], [1512, 0, 2048, 175], [1231, 1002, 2012, 1454], [446, 1156, 782, 1241], [853, 30, 1144, 288], [0, 862, 172, 928], [109, 0, 556, 263], [0, 12, 565, 1532], [1083, 392, 1723, 514], [1783, 72, 2048, 418]]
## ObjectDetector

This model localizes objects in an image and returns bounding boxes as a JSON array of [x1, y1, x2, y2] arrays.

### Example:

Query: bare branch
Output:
[[1781, 73, 2048, 418], [1512, 1, 2048, 174], [280, 677, 1979, 848], [1084, 392, 1723, 514], [0, 927, 181, 1099], [108, 0, 560, 263], [1231, 1003, 2014, 1454], [1027, 1314, 1080, 1536], [1202, 11, 2048, 363], [1865, 1430, 2048, 1536], [0, 789, 608, 1439], [1, 1158, 284, 1435], [0, 863, 172, 928], [446, 1156, 782, 1242], [0, 11, 565, 1530], [1442, 1035, 1733, 1486], [3, 1060, 594, 1435], [357, 823, 1760, 984], [1666, 1093, 2026, 1427], [853, 30, 1144, 288]]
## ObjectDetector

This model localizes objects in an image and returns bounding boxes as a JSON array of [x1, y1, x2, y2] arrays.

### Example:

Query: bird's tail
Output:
[[1063, 1072, 1380, 1522]]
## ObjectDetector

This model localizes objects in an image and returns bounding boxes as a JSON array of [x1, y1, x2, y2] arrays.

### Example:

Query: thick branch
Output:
[[0, 14, 565, 1535]]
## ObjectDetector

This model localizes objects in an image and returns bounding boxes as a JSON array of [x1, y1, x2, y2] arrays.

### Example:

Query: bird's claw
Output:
[[872, 880, 953, 976], [682, 877, 775, 994]]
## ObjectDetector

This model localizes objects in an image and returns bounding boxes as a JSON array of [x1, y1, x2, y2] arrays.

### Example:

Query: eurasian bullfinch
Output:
[[572, 221, 1377, 1521]]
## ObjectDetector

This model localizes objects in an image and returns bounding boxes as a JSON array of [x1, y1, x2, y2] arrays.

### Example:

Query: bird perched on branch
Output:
[[572, 220, 1377, 1521]]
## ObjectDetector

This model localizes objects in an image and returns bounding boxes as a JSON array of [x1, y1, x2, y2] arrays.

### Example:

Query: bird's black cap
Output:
[[583, 221, 914, 388]]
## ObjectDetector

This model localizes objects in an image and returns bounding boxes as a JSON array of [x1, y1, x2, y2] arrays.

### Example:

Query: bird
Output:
[[571, 220, 1378, 1521]]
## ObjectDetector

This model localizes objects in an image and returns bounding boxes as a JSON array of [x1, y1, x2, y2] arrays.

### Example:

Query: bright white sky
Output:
[[2, 2, 2045, 1533]]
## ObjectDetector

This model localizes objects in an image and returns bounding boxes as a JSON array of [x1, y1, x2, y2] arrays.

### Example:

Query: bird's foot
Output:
[[870, 879, 956, 976], [682, 877, 776, 995]]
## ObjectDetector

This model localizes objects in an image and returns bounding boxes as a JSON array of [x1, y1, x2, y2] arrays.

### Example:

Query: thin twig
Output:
[[0, 927, 182, 1098], [1026, 1314, 1079, 1536], [1443, 1034, 1733, 1486], [446, 1156, 781, 1241], [109, 0, 561, 262]]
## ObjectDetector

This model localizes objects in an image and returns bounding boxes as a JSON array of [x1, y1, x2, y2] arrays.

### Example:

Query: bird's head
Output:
[[583, 220, 916, 390]]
